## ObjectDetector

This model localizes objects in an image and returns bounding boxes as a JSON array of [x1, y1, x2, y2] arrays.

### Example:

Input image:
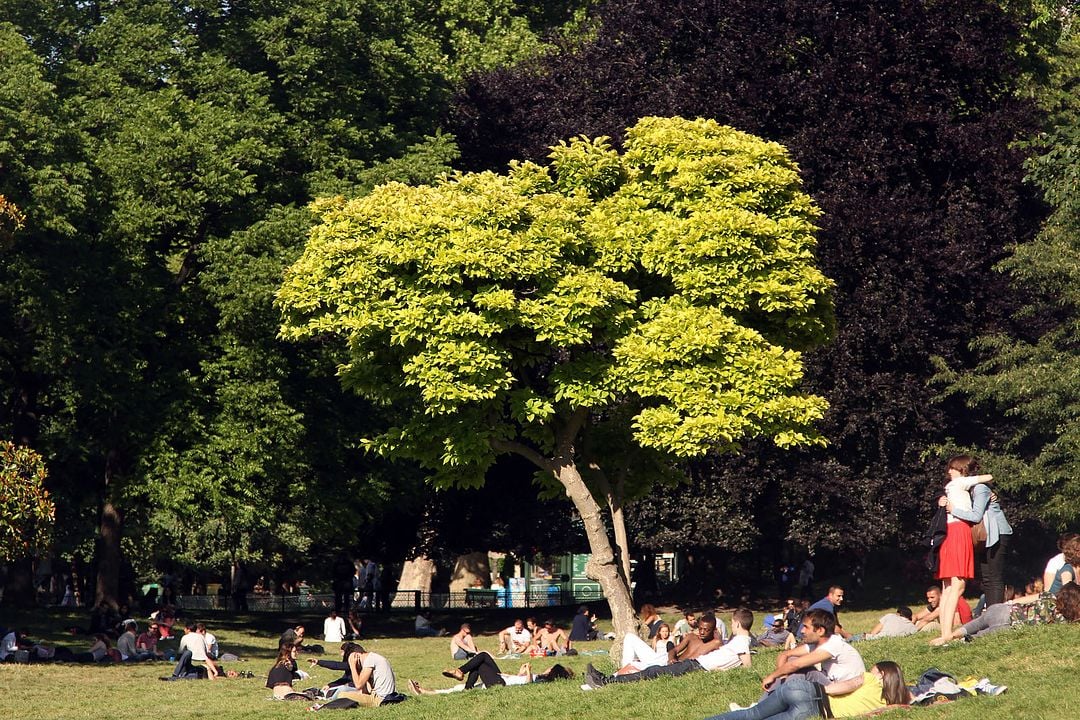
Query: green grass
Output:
[[1, 606, 1078, 719]]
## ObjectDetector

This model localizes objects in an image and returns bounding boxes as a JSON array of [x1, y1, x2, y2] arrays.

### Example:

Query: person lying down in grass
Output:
[[408, 653, 574, 695], [931, 581, 1080, 646]]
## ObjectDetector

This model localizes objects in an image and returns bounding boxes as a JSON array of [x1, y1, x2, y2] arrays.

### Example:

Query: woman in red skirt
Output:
[[935, 455, 988, 644]]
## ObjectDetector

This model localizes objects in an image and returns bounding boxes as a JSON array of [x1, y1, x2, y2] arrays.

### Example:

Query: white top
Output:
[[204, 632, 218, 659], [503, 626, 531, 644], [324, 616, 346, 642], [0, 631, 17, 661], [1045, 552, 1066, 577], [362, 652, 396, 698], [869, 613, 917, 638], [179, 631, 208, 662], [696, 634, 750, 671], [501, 674, 530, 686], [945, 475, 988, 520], [814, 634, 865, 682]]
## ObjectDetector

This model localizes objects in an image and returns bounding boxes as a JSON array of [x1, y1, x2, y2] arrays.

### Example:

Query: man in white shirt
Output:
[[762, 608, 865, 694], [584, 610, 752, 687], [166, 622, 219, 680], [497, 619, 531, 654], [335, 645, 396, 706], [325, 610, 347, 643]]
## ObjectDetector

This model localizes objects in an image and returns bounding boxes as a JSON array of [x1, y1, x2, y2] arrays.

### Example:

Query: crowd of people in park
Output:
[[4, 454, 1080, 719]]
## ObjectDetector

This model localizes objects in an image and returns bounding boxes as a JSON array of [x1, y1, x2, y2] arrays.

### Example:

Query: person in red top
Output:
[[913, 586, 971, 631]]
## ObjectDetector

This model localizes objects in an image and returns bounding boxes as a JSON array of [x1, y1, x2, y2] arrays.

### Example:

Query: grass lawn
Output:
[[1, 605, 1078, 719]]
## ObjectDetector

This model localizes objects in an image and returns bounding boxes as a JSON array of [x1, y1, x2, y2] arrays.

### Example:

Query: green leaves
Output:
[[280, 116, 834, 481], [0, 440, 54, 562]]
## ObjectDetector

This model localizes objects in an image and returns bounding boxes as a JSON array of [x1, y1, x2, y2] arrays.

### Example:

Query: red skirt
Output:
[[937, 520, 974, 580]]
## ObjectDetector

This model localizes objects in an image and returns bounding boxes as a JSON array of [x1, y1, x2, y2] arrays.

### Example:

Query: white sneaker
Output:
[[580, 683, 594, 691], [975, 678, 1007, 696]]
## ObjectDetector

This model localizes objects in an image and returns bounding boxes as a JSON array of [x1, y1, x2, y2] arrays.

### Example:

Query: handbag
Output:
[[970, 517, 988, 548]]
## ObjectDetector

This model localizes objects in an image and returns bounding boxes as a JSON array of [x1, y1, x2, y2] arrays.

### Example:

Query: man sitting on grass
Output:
[[531, 619, 569, 655], [761, 609, 864, 695], [497, 619, 531, 655], [914, 585, 971, 631], [163, 622, 219, 680], [585, 610, 752, 687]]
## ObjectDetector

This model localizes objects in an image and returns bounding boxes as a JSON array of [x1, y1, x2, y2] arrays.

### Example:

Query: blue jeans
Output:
[[706, 677, 820, 720]]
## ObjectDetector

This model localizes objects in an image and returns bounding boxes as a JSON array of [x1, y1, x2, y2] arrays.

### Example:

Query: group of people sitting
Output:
[[267, 625, 405, 709], [0, 617, 179, 664]]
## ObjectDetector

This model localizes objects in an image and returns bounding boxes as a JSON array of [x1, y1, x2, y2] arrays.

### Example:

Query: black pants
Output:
[[979, 534, 1010, 606], [612, 659, 702, 683], [459, 652, 505, 690], [171, 650, 206, 679]]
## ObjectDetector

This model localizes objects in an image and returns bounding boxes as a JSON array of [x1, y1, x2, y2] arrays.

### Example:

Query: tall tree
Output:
[[278, 116, 834, 646], [1, 0, 598, 602], [938, 13, 1080, 530], [452, 0, 1045, 553]]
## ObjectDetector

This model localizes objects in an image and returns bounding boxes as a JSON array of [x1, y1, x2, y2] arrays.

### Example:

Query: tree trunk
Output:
[[590, 463, 633, 591], [553, 458, 637, 660], [2, 557, 36, 607], [494, 413, 638, 659], [94, 498, 122, 609], [449, 552, 491, 593]]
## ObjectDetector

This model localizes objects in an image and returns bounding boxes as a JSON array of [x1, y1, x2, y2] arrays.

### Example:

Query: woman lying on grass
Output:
[[706, 661, 911, 720], [931, 581, 1080, 646]]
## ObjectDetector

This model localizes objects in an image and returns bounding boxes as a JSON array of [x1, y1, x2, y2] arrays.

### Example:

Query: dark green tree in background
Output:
[[452, 0, 1048, 570], [0, 0, 588, 605]]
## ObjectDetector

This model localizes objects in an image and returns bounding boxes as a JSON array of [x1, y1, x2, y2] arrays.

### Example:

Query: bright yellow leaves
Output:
[[278, 116, 834, 479]]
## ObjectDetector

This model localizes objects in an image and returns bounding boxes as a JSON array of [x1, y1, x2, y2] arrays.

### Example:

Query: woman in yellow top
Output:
[[707, 661, 911, 720]]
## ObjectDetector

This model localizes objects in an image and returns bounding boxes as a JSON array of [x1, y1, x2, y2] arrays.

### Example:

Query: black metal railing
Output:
[[172, 585, 606, 613]]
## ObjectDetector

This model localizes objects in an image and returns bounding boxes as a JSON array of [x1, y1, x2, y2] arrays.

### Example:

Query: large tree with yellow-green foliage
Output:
[[278, 116, 833, 645]]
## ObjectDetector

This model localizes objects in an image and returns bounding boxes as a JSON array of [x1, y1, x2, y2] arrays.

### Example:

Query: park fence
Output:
[[173, 583, 606, 614]]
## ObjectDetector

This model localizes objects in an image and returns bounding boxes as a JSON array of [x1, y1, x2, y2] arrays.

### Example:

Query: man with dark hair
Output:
[[584, 610, 752, 687], [803, 585, 851, 639], [864, 606, 917, 640], [914, 585, 972, 631], [569, 605, 595, 642], [762, 609, 864, 694], [165, 622, 219, 680]]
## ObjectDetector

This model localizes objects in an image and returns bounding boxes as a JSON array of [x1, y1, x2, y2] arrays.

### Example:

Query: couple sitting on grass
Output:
[[586, 608, 905, 720]]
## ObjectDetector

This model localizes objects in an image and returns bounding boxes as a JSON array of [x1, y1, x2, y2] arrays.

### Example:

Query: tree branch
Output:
[[491, 438, 551, 471]]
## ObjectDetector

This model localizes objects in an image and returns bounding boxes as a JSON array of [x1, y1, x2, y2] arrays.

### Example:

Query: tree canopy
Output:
[[451, 0, 1046, 553], [279, 115, 833, 641]]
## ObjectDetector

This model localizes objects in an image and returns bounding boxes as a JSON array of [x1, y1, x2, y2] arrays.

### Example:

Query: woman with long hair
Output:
[[935, 455, 991, 644], [639, 604, 663, 639], [706, 661, 911, 720]]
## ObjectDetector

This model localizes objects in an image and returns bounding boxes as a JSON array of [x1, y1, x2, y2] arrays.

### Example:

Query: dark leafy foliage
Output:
[[453, 0, 1047, 553]]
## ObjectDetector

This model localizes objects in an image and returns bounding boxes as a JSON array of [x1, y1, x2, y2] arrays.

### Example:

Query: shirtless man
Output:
[[531, 620, 568, 654], [585, 611, 751, 687]]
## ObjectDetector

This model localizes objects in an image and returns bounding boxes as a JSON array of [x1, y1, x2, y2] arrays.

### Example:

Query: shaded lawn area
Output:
[[1, 606, 1078, 719]]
